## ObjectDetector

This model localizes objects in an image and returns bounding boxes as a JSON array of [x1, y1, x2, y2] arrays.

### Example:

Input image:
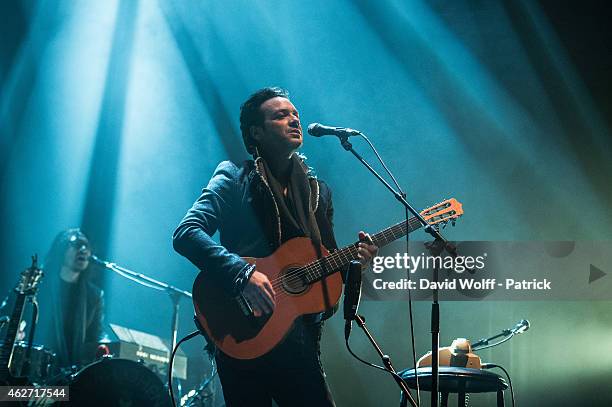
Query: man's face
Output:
[[253, 97, 302, 157], [63, 235, 91, 272]]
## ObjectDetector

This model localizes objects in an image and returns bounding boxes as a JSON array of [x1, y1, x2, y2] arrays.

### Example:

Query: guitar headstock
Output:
[[420, 198, 463, 227], [15, 255, 44, 296]]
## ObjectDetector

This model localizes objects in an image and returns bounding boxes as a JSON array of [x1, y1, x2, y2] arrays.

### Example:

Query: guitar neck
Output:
[[304, 215, 426, 284], [0, 293, 27, 380]]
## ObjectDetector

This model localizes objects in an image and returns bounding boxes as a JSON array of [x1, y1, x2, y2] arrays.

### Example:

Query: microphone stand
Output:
[[472, 320, 529, 351], [472, 331, 513, 349], [95, 258, 192, 397], [352, 314, 417, 407], [338, 135, 459, 407]]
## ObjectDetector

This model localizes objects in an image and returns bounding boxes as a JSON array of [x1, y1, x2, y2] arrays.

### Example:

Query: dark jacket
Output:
[[173, 157, 339, 294]]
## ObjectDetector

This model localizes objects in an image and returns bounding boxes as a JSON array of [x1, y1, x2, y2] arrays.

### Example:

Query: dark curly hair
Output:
[[239, 87, 290, 155]]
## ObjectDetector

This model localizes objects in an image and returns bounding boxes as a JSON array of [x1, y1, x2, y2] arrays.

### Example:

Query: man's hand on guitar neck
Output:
[[243, 271, 276, 317], [358, 231, 378, 269]]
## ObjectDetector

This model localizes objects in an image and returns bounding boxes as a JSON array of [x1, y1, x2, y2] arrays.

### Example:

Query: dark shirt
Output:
[[59, 281, 78, 359], [50, 277, 104, 368]]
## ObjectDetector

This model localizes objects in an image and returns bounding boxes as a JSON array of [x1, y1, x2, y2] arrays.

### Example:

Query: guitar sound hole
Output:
[[281, 267, 308, 295]]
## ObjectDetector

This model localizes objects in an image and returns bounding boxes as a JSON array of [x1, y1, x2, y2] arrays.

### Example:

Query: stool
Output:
[[398, 367, 508, 407]]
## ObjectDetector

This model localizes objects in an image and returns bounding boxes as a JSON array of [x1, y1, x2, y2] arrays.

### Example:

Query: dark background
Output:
[[1, 1, 611, 405]]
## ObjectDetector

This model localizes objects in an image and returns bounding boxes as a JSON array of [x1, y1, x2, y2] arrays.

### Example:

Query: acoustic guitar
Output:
[[192, 198, 463, 359]]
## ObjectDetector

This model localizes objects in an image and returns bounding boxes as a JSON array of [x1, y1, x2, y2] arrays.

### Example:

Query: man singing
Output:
[[173, 87, 377, 406]]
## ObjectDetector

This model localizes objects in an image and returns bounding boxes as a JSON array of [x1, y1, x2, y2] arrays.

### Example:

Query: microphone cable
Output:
[[168, 330, 200, 407], [358, 132, 421, 405], [345, 335, 414, 402], [183, 358, 218, 407], [481, 363, 515, 407]]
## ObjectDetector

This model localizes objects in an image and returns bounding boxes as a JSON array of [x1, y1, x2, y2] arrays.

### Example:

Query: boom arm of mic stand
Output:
[[338, 137, 450, 245], [105, 262, 192, 298], [472, 331, 510, 349]]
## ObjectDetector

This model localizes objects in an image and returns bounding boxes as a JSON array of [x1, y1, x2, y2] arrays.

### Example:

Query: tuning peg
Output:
[[452, 220, 456, 227]]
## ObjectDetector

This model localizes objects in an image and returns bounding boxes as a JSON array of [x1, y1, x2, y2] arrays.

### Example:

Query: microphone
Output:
[[307, 123, 362, 138], [510, 319, 530, 335], [89, 255, 110, 267], [344, 261, 363, 339]]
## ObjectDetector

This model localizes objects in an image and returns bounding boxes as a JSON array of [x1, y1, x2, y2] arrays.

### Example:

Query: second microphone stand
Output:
[[96, 258, 192, 394]]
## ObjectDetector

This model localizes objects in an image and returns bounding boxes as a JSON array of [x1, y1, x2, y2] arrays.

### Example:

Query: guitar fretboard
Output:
[[0, 293, 27, 381], [300, 215, 426, 284]]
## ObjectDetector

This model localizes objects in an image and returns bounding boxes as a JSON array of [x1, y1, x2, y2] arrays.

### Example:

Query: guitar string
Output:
[[250, 203, 453, 293], [236, 207, 456, 310], [268, 245, 358, 292], [268, 230, 381, 290], [238, 211, 455, 309], [261, 217, 429, 307], [266, 217, 422, 292], [267, 217, 421, 290]]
